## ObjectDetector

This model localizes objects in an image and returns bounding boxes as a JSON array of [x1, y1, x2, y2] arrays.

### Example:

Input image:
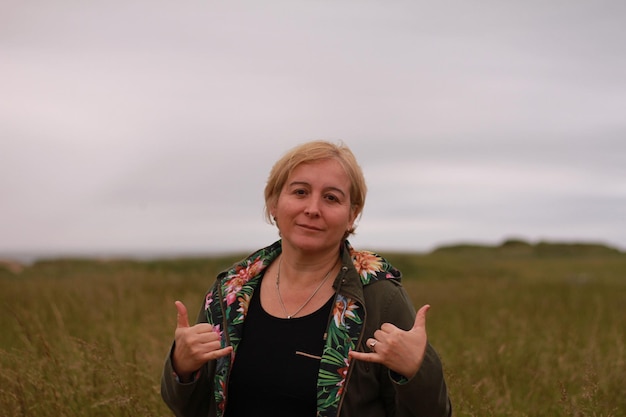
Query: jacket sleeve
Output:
[[393, 343, 452, 417], [160, 296, 217, 417], [379, 282, 452, 417]]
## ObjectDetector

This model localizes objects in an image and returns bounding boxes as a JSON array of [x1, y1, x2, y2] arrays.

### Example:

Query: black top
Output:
[[224, 279, 334, 417]]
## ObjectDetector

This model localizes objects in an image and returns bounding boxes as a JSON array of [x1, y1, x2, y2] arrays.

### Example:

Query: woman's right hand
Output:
[[172, 301, 233, 382]]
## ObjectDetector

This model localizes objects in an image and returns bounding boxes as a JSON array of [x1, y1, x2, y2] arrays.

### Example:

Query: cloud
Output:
[[2, 0, 625, 257]]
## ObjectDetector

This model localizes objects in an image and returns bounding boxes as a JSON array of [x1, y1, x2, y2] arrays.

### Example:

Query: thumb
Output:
[[412, 304, 430, 331], [175, 300, 190, 328]]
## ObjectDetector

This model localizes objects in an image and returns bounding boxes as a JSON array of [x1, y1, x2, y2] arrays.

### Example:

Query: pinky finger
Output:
[[348, 350, 378, 362], [203, 346, 233, 362]]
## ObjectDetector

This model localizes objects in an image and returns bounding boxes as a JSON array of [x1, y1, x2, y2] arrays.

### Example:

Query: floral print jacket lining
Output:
[[205, 239, 402, 417]]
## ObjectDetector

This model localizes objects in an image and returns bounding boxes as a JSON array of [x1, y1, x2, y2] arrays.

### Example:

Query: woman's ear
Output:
[[349, 205, 359, 225]]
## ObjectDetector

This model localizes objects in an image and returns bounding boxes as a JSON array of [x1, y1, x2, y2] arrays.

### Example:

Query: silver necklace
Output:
[[275, 257, 336, 319]]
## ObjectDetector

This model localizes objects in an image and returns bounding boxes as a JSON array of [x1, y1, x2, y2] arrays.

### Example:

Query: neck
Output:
[[275, 254, 338, 319], [278, 247, 341, 286]]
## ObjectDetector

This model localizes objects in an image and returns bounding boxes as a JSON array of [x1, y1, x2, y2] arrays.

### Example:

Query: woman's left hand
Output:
[[348, 304, 430, 379]]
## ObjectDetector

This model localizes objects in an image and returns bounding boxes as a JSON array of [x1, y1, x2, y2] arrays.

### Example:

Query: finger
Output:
[[379, 322, 398, 333], [210, 345, 233, 360], [175, 300, 190, 328], [195, 345, 234, 364], [366, 338, 378, 352], [348, 350, 379, 363], [412, 304, 430, 331], [192, 323, 217, 335], [189, 326, 222, 346]]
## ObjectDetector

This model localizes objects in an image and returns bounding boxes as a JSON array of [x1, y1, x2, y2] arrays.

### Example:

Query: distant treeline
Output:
[[0, 240, 623, 276], [431, 239, 622, 257]]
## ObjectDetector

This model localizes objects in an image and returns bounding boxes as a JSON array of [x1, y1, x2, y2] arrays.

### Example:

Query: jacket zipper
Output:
[[216, 276, 232, 415], [322, 266, 349, 342], [333, 266, 367, 417]]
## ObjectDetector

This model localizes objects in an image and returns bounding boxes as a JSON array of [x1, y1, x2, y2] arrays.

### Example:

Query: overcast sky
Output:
[[2, 1, 625, 260]]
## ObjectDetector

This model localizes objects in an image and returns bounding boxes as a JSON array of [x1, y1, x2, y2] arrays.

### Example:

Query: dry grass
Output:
[[1, 247, 624, 416]]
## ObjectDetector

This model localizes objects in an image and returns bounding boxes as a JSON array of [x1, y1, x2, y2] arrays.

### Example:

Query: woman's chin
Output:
[[285, 235, 342, 254]]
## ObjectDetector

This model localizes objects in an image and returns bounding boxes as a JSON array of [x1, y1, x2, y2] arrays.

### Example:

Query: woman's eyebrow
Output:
[[287, 180, 310, 188], [288, 181, 347, 197]]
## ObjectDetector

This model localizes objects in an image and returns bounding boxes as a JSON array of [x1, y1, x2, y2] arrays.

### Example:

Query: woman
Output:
[[161, 140, 452, 417]]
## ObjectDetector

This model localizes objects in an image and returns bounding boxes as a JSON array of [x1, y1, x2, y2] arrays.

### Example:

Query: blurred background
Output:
[[2, 0, 625, 262]]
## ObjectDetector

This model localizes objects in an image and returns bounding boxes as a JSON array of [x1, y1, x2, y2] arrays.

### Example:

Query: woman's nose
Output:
[[304, 197, 321, 217]]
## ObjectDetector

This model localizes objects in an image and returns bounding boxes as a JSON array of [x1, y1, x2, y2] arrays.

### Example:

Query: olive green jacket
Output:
[[161, 240, 451, 417]]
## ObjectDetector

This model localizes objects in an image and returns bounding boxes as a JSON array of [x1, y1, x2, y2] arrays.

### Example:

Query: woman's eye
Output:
[[325, 194, 339, 202], [294, 189, 307, 196]]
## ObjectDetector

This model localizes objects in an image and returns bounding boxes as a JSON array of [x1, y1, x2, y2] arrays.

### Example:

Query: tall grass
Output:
[[1, 246, 624, 416]]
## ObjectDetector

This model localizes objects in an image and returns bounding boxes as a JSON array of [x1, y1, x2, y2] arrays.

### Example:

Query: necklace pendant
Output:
[[287, 315, 292, 319]]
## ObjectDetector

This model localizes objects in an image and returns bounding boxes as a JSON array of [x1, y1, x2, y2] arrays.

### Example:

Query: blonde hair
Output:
[[264, 140, 367, 237]]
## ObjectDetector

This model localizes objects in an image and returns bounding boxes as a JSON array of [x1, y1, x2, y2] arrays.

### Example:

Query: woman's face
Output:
[[272, 158, 357, 255]]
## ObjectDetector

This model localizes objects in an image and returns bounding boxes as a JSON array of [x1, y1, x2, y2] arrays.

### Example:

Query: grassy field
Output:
[[1, 241, 624, 416]]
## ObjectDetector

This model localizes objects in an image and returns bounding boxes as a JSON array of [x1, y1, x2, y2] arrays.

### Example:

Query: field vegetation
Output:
[[1, 240, 624, 416]]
